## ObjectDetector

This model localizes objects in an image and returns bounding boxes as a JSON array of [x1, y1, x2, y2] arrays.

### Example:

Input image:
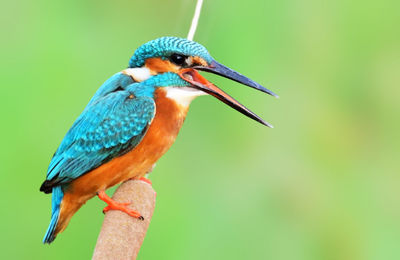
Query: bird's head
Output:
[[126, 37, 277, 127]]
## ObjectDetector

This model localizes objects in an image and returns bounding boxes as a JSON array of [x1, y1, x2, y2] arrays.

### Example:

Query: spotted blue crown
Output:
[[129, 37, 213, 68]]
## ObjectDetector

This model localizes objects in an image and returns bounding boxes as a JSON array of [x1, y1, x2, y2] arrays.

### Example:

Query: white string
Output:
[[187, 0, 204, 41]]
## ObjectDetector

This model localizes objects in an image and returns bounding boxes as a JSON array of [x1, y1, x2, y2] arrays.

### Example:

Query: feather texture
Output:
[[43, 186, 63, 243], [41, 83, 155, 192], [129, 37, 212, 67]]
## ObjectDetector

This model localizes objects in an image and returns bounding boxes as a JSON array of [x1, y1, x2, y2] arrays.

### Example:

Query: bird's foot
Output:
[[139, 177, 152, 185], [97, 190, 144, 220], [128, 176, 152, 185]]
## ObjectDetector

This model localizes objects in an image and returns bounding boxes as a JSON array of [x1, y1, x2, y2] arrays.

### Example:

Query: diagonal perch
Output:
[[92, 1, 203, 258], [92, 180, 156, 260]]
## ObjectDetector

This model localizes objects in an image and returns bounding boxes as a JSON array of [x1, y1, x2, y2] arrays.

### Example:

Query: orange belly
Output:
[[56, 88, 188, 233]]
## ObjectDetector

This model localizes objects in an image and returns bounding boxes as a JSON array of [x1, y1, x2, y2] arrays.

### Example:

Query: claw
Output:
[[102, 205, 111, 214], [97, 190, 143, 220]]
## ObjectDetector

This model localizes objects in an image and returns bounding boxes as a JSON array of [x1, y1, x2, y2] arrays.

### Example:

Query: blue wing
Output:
[[41, 81, 155, 192]]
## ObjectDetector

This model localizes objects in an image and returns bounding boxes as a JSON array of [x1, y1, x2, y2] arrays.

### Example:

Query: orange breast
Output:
[[54, 88, 189, 236], [65, 88, 188, 201]]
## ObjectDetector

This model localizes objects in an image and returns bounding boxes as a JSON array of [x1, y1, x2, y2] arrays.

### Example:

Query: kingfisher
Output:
[[40, 37, 277, 244]]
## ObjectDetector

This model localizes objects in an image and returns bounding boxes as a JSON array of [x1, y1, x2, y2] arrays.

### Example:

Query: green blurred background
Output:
[[1, 0, 399, 259]]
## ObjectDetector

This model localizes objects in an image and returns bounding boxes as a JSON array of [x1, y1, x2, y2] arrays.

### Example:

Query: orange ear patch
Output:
[[192, 56, 208, 66], [145, 58, 179, 74]]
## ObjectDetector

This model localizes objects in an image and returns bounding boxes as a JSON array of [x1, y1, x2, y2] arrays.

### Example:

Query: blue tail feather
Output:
[[43, 186, 63, 244]]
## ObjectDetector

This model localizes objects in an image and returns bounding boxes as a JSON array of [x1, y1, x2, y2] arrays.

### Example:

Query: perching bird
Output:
[[40, 37, 277, 243]]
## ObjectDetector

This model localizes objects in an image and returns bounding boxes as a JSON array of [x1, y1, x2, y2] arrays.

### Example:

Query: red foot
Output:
[[97, 190, 144, 220], [139, 177, 152, 185]]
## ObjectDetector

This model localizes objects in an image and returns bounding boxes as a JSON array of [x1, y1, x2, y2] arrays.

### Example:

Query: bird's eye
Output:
[[170, 53, 186, 66]]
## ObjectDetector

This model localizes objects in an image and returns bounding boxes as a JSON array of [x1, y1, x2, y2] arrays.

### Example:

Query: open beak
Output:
[[193, 60, 278, 98], [178, 67, 274, 128]]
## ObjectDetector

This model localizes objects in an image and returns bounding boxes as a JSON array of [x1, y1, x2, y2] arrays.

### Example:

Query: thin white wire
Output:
[[187, 0, 204, 41]]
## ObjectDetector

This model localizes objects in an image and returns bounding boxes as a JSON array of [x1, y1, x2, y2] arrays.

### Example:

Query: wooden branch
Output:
[[92, 180, 156, 260], [92, 1, 203, 258]]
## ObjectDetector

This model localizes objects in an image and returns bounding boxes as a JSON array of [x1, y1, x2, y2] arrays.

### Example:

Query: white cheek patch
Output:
[[185, 57, 193, 66], [164, 87, 207, 107], [122, 67, 152, 82]]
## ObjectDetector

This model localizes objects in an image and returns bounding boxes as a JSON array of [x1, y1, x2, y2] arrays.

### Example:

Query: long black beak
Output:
[[193, 60, 278, 98], [178, 68, 274, 128]]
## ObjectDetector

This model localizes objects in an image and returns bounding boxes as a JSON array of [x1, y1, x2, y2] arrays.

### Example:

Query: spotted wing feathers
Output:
[[40, 89, 155, 193]]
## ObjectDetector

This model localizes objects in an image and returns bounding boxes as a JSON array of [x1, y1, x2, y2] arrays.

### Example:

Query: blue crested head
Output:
[[127, 36, 277, 127], [129, 37, 213, 68]]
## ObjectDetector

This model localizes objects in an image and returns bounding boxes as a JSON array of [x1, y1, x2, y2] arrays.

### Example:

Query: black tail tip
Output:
[[43, 234, 56, 244], [40, 181, 53, 194]]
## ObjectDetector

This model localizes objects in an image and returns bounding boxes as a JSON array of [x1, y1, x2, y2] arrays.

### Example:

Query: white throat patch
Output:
[[164, 87, 207, 107], [122, 67, 152, 82]]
